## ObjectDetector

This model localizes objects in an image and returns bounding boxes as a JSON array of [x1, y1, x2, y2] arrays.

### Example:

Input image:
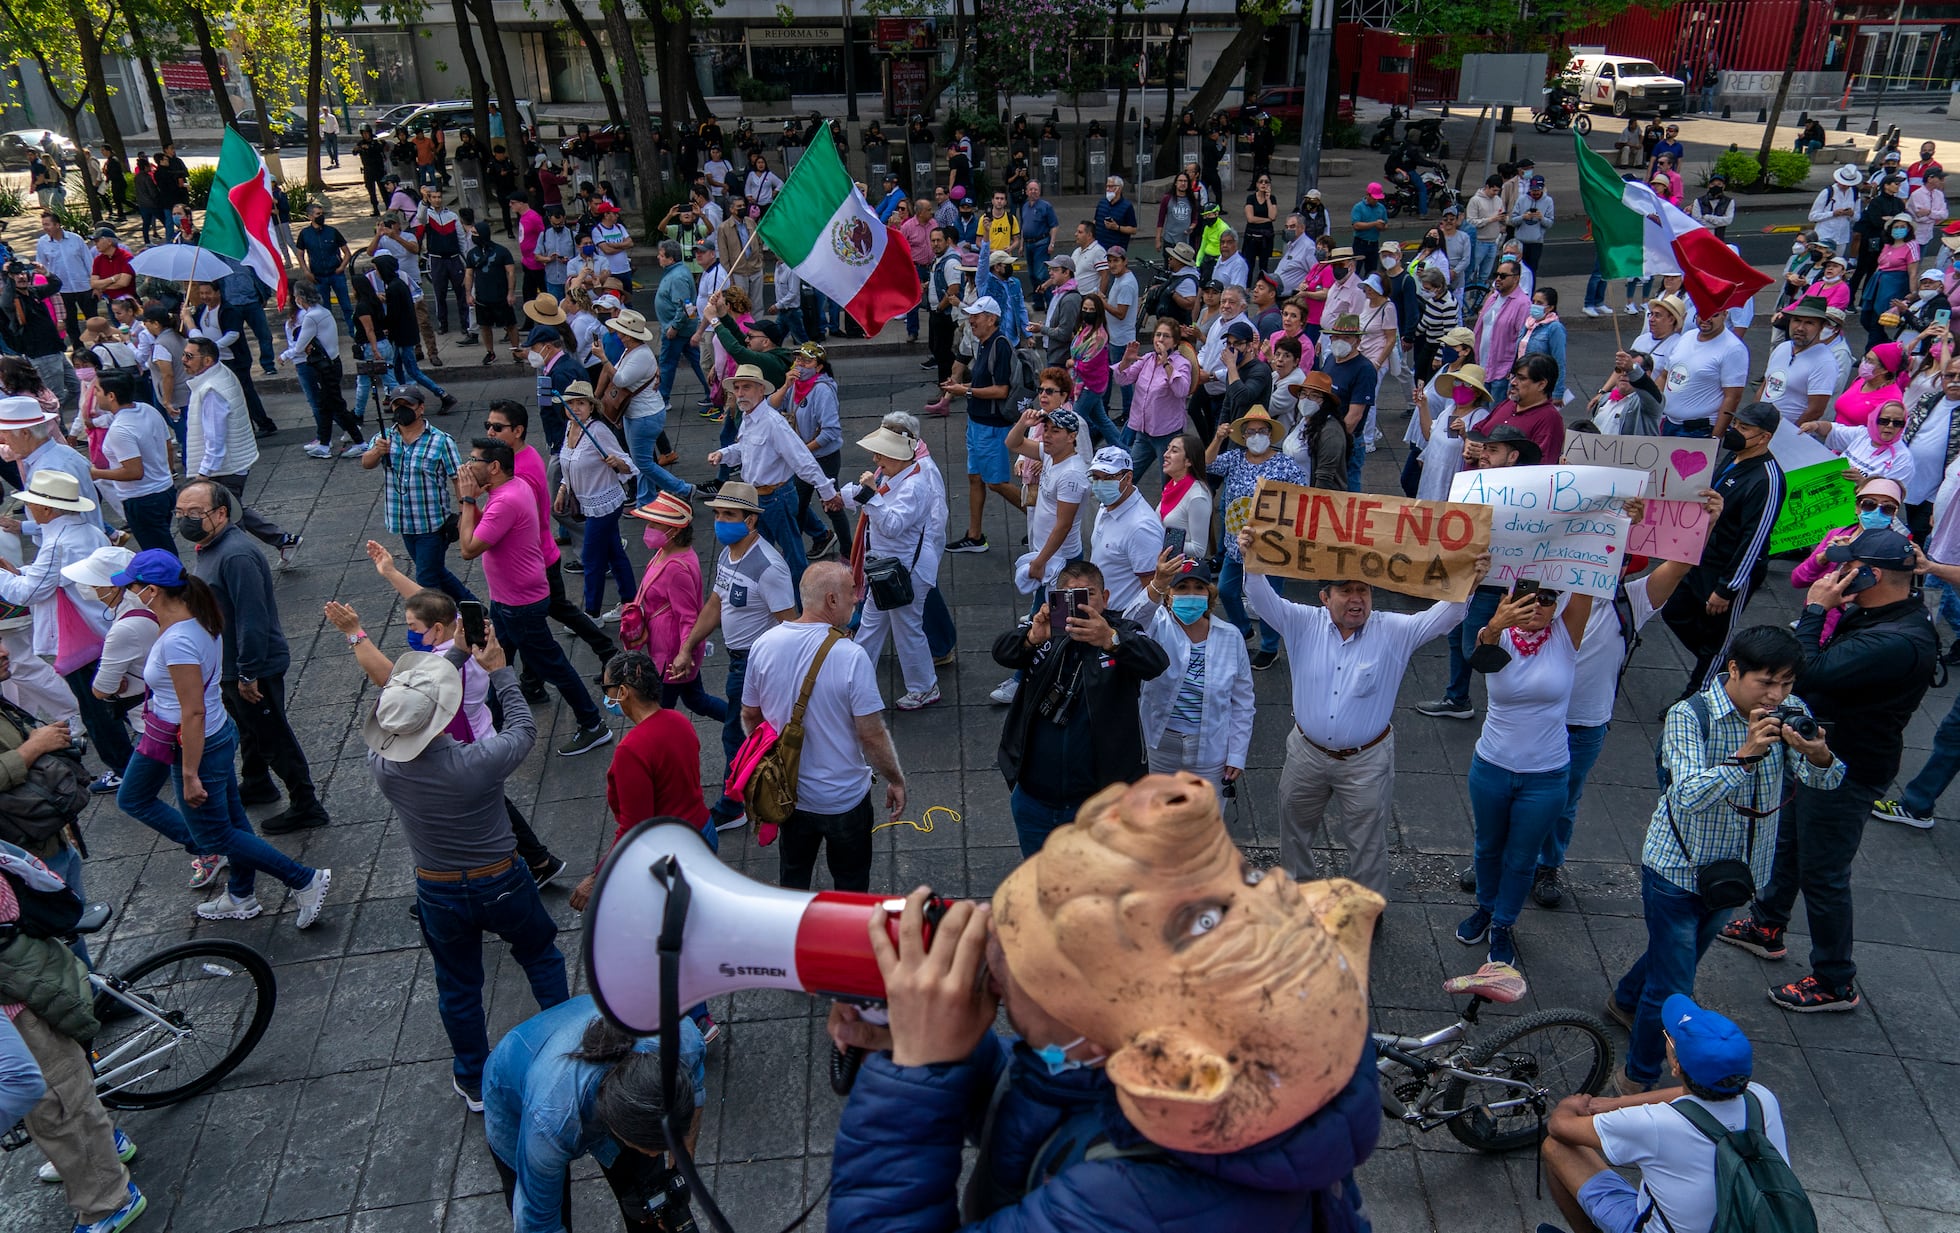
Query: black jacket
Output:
[[1795, 595, 1937, 788], [992, 616, 1168, 801], [0, 276, 63, 358], [1219, 358, 1273, 425], [1690, 450, 1783, 602]]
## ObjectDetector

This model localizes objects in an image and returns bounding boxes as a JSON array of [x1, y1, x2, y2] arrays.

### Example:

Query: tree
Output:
[[1151, 7, 1270, 169], [0, 0, 113, 216], [466, 0, 524, 156], [554, 0, 626, 131], [448, 0, 494, 157], [122, 18, 178, 148], [181, 3, 240, 130], [306, 0, 327, 190], [595, 0, 662, 199]]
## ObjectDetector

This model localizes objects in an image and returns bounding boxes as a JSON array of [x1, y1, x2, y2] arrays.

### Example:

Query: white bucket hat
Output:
[[59, 544, 134, 589]]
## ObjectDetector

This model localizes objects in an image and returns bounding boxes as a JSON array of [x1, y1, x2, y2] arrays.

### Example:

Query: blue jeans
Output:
[[44, 843, 87, 964], [821, 294, 846, 333], [1216, 554, 1282, 654], [580, 505, 635, 614], [1345, 439, 1365, 492], [1660, 418, 1713, 438], [658, 333, 709, 403], [393, 342, 447, 401], [1444, 585, 1505, 705], [1468, 753, 1570, 928], [661, 676, 727, 725], [777, 306, 809, 345], [905, 264, 926, 337], [403, 530, 476, 603], [1613, 866, 1725, 1084], [708, 649, 749, 825], [623, 411, 691, 505], [121, 488, 177, 557], [240, 298, 276, 371], [1073, 386, 1127, 448], [1926, 574, 1960, 637], [923, 586, 956, 658], [115, 722, 316, 902], [1026, 240, 1051, 307], [1541, 723, 1608, 869], [354, 340, 395, 414], [416, 863, 569, 1083], [1487, 377, 1510, 405], [1583, 267, 1607, 311], [1903, 689, 1960, 815], [316, 272, 357, 336], [544, 281, 565, 300], [1128, 430, 1180, 481], [1468, 238, 1497, 286], [759, 482, 810, 591], [489, 597, 601, 730], [1011, 785, 1079, 857]]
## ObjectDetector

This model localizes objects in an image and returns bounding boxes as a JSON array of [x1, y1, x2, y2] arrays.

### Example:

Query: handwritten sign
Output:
[[1241, 480, 1492, 602], [1449, 464, 1646, 598], [1627, 498, 1712, 565], [1561, 434, 1718, 501], [1768, 459, 1857, 555]]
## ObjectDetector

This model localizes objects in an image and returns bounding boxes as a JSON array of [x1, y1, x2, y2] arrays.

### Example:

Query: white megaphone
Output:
[[585, 819, 942, 1034]]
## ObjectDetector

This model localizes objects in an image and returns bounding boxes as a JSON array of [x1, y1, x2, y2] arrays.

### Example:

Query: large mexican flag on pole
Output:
[[201, 128, 288, 308], [757, 125, 918, 335], [1573, 132, 1769, 316]]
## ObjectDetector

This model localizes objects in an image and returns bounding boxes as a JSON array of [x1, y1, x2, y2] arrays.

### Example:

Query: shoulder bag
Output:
[[728, 630, 843, 836], [600, 359, 659, 420]]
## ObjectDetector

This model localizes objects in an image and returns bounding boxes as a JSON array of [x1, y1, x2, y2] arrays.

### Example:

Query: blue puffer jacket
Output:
[[830, 1032, 1380, 1233]]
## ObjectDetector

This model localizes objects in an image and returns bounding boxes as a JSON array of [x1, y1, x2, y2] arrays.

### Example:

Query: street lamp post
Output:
[[1295, 0, 1333, 194]]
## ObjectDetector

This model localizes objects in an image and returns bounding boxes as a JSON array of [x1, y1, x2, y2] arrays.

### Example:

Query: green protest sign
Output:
[[1768, 460, 1855, 556]]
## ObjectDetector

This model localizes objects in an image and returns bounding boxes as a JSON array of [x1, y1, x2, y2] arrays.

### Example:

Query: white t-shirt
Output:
[[1566, 576, 1659, 727], [1594, 1084, 1790, 1233], [1906, 398, 1959, 505], [143, 619, 226, 736], [743, 621, 885, 814], [1761, 341, 1838, 424], [1089, 490, 1164, 612], [1630, 329, 1684, 387], [1663, 329, 1750, 423], [101, 404, 176, 500], [713, 537, 793, 652], [1031, 452, 1089, 564], [1474, 620, 1578, 774], [1105, 271, 1140, 348]]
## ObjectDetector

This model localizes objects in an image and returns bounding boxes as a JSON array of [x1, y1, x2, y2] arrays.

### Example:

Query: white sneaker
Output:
[[989, 678, 1019, 706], [195, 890, 263, 921], [293, 868, 331, 929], [1625, 302, 1643, 315], [1581, 305, 1601, 317], [714, 813, 749, 832], [340, 440, 368, 458], [302, 442, 333, 459], [599, 604, 623, 623], [896, 684, 941, 711]]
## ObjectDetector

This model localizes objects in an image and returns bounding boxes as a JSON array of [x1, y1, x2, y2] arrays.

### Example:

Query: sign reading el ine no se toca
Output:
[[1242, 480, 1493, 603]]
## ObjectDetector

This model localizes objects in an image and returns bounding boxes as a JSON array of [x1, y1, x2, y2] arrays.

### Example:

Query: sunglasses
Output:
[[1875, 418, 1907, 428], [1857, 498, 1900, 514], [1524, 589, 1560, 606], [1038, 386, 1064, 395]]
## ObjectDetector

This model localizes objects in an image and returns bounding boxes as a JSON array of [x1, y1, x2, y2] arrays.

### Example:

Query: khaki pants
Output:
[[1277, 726, 1395, 897], [415, 298, 443, 365], [17, 1007, 129, 1222]]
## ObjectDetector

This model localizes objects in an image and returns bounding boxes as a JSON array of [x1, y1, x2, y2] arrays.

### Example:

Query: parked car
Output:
[[233, 109, 307, 147], [368, 103, 425, 135], [0, 130, 77, 170], [1220, 86, 1355, 136], [1564, 54, 1686, 117], [378, 99, 538, 146]]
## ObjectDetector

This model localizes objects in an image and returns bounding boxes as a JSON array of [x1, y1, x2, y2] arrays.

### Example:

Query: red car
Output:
[[1221, 86, 1354, 133]]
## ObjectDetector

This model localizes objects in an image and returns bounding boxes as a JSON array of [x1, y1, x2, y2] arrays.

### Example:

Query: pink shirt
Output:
[[1830, 381, 1902, 429], [513, 445, 562, 567], [1876, 240, 1920, 272], [1114, 351, 1193, 438], [639, 549, 706, 679], [474, 479, 550, 605], [517, 208, 545, 270], [1299, 264, 1335, 327], [899, 215, 933, 265], [1805, 276, 1852, 312]]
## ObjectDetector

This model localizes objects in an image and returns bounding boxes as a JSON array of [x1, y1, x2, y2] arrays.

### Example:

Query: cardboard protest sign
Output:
[[1448, 464, 1646, 598], [1241, 480, 1492, 602], [1627, 497, 1712, 565], [1768, 459, 1857, 555], [1561, 434, 1718, 500]]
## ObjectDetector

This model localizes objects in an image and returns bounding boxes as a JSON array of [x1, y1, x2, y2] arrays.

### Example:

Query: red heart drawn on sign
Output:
[[1670, 449, 1709, 482], [1605, 544, 1617, 553]]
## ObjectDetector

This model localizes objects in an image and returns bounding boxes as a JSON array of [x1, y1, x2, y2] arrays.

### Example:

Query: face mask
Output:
[[392, 404, 418, 426], [404, 628, 430, 653], [1792, 242, 1807, 255], [1721, 427, 1748, 451], [1243, 432, 1271, 454], [602, 694, 624, 716], [1858, 507, 1893, 531], [644, 528, 670, 550], [1921, 288, 1940, 301], [177, 515, 210, 544], [714, 520, 749, 546], [1169, 594, 1210, 625], [1893, 228, 1912, 241], [473, 233, 491, 248], [1089, 478, 1123, 505], [1330, 339, 1354, 360], [527, 351, 546, 370], [1450, 384, 1477, 407], [1822, 270, 1842, 282], [1381, 256, 1399, 270], [1859, 360, 1877, 380], [1528, 304, 1547, 320], [74, 368, 95, 385], [1032, 1036, 1090, 1076]]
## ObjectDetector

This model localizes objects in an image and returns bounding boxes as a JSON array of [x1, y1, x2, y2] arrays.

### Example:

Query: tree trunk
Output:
[[305, 0, 326, 193], [467, 0, 524, 155], [1755, 0, 1813, 176], [596, 0, 660, 201], [1109, 0, 1130, 171], [1156, 9, 1262, 168], [1156, 0, 1195, 159], [129, 26, 173, 148], [449, 0, 493, 154], [185, 6, 239, 130], [74, 5, 126, 170], [642, 3, 689, 134], [561, 0, 626, 130], [238, 60, 283, 169], [681, 11, 711, 123], [918, 0, 966, 118]]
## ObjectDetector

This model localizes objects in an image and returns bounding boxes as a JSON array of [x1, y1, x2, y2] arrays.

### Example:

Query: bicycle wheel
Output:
[[91, 938, 277, 1110], [1461, 282, 1489, 319], [1441, 1009, 1613, 1152]]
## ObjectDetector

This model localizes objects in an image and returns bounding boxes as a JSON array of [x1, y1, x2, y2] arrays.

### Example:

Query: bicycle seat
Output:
[[1442, 962, 1527, 1004], [72, 903, 112, 936]]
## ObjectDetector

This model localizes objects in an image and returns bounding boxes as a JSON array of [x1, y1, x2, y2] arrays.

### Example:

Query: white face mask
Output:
[[527, 351, 546, 369], [1792, 242, 1807, 255], [1330, 339, 1355, 360], [1243, 432, 1271, 455]]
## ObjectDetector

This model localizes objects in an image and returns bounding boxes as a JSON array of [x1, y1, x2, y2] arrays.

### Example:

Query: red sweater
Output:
[[606, 709, 709, 844]]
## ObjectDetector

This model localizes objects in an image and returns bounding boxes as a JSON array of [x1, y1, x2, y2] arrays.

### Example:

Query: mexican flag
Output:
[[201, 127, 288, 308], [756, 125, 918, 335], [1573, 132, 1770, 317]]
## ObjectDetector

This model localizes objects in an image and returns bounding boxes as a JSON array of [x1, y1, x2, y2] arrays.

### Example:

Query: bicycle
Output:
[[1460, 280, 1490, 321], [1, 904, 278, 1153], [1375, 962, 1613, 1153]]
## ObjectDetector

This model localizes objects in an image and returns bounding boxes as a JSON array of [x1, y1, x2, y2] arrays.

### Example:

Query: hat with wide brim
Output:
[[606, 313, 654, 342], [703, 480, 764, 515], [628, 491, 694, 529], [1325, 247, 1355, 261], [1436, 364, 1491, 402], [857, 426, 920, 460], [726, 364, 770, 389], [1473, 423, 1542, 466], [1833, 165, 1863, 187], [60, 544, 134, 589], [12, 470, 97, 514], [1228, 407, 1283, 447], [523, 293, 568, 326], [362, 651, 465, 763], [1647, 294, 1690, 323], [0, 396, 57, 430], [562, 380, 595, 402], [1325, 312, 1363, 335], [1166, 243, 1197, 266], [1783, 294, 1833, 321]]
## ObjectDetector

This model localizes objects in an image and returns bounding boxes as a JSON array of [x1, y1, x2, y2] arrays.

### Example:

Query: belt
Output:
[[754, 481, 783, 496], [1298, 724, 1391, 761], [415, 856, 515, 883]]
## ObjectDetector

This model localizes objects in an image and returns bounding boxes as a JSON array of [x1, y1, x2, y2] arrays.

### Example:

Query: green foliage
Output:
[[188, 165, 216, 210], [0, 182, 22, 219], [280, 176, 325, 212], [1709, 150, 1761, 189], [1400, 0, 1658, 68], [1764, 150, 1813, 190], [1325, 116, 1365, 150], [943, 106, 1004, 145], [731, 70, 789, 103], [45, 197, 93, 234]]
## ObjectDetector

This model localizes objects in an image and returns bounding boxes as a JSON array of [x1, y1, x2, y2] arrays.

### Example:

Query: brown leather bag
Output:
[[599, 367, 658, 420]]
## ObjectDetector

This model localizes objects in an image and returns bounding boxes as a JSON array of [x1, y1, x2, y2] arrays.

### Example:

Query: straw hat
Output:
[[523, 293, 568, 326], [0, 396, 57, 430], [703, 480, 763, 515], [606, 311, 654, 342], [1647, 294, 1690, 323], [562, 380, 595, 401], [361, 652, 465, 763], [628, 491, 694, 529], [1228, 406, 1282, 447], [1436, 364, 1491, 402], [726, 364, 769, 389], [857, 425, 919, 461], [12, 470, 97, 514]]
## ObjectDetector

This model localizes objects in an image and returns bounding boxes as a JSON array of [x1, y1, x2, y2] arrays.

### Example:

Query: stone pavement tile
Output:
[[311, 950, 420, 1076], [1410, 1142, 1533, 1233], [172, 1077, 304, 1231], [268, 1070, 391, 1223], [1853, 888, 1960, 956], [1394, 769, 1476, 856], [709, 1016, 814, 1162], [1353, 1145, 1433, 1230], [1736, 1040, 1869, 1201], [1884, 1205, 1960, 1233], [349, 1199, 445, 1233], [882, 702, 962, 774], [1809, 1049, 1960, 1212], [346, 895, 426, 958], [704, 1156, 818, 1231], [439, 1190, 508, 1232], [878, 770, 965, 851], [400, 950, 460, 1068], [265, 1219, 355, 1232], [1808, 1192, 1895, 1233], [356, 1061, 467, 1210], [1850, 945, 1960, 1062], [1507, 911, 1612, 1016]]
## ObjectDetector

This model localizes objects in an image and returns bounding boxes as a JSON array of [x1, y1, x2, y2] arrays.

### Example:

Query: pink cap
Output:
[[1366, 182, 1385, 199]]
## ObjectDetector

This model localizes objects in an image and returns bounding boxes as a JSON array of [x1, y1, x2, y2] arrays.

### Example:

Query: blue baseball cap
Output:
[[1660, 994, 1752, 1095], [523, 324, 561, 347], [110, 548, 188, 589]]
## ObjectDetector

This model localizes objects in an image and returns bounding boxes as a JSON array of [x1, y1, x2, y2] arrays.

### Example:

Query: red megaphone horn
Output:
[[584, 819, 945, 1034]]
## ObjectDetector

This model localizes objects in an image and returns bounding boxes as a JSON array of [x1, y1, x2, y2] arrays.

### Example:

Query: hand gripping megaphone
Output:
[[584, 818, 944, 1034]]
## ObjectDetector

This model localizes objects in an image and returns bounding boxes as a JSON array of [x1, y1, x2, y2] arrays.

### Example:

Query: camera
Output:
[[1772, 704, 1818, 741]]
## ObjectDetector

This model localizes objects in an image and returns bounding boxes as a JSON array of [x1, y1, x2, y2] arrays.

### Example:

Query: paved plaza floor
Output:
[[1, 339, 1956, 1233]]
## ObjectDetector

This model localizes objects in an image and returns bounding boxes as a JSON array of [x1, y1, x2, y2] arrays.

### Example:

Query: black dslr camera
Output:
[[1772, 704, 1818, 742], [639, 1164, 697, 1233]]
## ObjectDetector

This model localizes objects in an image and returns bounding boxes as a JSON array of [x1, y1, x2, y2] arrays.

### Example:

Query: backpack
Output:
[[1003, 342, 1040, 417], [0, 698, 90, 848], [0, 838, 83, 943], [728, 630, 842, 832], [88, 340, 141, 381], [1637, 1091, 1816, 1233]]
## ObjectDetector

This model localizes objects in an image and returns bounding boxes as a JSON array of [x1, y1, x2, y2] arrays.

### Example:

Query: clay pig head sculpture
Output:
[[992, 772, 1381, 1155]]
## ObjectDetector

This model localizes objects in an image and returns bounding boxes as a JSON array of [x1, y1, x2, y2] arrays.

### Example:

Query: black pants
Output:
[[929, 309, 955, 383], [109, 180, 127, 216], [505, 796, 554, 869], [520, 264, 544, 302], [63, 662, 133, 778], [778, 793, 874, 892], [428, 254, 469, 332], [491, 1145, 671, 1231], [223, 353, 277, 433], [1660, 580, 1757, 697], [222, 673, 320, 809], [1519, 241, 1544, 276], [516, 560, 617, 694], [59, 292, 96, 345], [1187, 388, 1223, 445], [363, 174, 386, 214], [1753, 778, 1874, 990], [305, 358, 364, 445], [795, 450, 852, 549]]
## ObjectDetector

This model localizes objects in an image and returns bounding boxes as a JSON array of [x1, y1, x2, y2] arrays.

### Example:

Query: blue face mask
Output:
[[1528, 303, 1547, 320], [1032, 1035, 1089, 1076], [404, 628, 430, 652], [1858, 507, 1893, 531], [1169, 594, 1210, 625], [602, 694, 624, 716], [1089, 478, 1124, 506], [714, 520, 750, 547]]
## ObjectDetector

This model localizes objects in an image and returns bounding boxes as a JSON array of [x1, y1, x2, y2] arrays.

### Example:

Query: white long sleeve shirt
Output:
[[716, 403, 836, 499], [279, 305, 340, 364], [0, 514, 110, 659], [1808, 184, 1859, 250], [842, 459, 946, 590], [1124, 593, 1254, 774], [185, 361, 258, 478]]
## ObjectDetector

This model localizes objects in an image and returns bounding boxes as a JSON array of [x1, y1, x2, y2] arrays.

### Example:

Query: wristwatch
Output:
[[458, 495, 479, 507], [1802, 602, 1828, 618], [1106, 628, 1121, 648]]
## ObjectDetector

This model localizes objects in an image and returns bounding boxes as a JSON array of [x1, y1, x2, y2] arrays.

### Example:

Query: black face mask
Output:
[[1721, 427, 1748, 451], [392, 404, 418, 427], [177, 515, 211, 544]]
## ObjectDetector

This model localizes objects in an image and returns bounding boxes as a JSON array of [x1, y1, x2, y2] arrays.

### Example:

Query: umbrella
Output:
[[129, 245, 247, 284]]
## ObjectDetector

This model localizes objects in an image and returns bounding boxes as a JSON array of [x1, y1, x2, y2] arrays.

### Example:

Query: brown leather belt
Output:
[[415, 856, 515, 883], [1298, 724, 1391, 761], [753, 481, 783, 496]]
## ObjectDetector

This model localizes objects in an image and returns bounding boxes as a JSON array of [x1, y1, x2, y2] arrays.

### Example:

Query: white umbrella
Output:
[[129, 245, 246, 284]]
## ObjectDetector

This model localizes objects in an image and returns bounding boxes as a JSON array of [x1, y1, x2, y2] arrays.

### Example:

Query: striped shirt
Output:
[[1164, 641, 1207, 735], [1416, 289, 1459, 344], [383, 424, 462, 536], [1643, 681, 1843, 892]]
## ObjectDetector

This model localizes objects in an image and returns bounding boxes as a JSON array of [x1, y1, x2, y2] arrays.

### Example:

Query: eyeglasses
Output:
[[172, 507, 211, 520], [1875, 418, 1907, 428], [1857, 498, 1900, 514], [1039, 386, 1064, 395]]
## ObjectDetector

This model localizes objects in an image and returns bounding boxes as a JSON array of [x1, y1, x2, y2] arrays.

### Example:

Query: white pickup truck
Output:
[[1564, 54, 1686, 118]]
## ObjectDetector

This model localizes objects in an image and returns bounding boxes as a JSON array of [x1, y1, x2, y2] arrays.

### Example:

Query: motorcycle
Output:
[[1385, 168, 1459, 219], [1369, 105, 1450, 157], [1533, 90, 1592, 135], [1368, 105, 1408, 152]]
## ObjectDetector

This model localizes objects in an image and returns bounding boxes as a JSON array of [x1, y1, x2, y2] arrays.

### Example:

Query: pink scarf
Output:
[[1160, 473, 1196, 518], [1510, 624, 1555, 658]]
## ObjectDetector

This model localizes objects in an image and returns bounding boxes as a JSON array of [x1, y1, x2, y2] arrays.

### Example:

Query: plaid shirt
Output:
[[1642, 680, 1844, 893], [383, 424, 461, 536]]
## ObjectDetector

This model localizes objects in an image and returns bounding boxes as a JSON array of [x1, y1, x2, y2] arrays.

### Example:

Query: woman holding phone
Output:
[[1124, 549, 1252, 798]]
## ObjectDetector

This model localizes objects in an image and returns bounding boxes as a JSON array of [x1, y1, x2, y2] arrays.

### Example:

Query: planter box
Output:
[[739, 96, 792, 118]]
